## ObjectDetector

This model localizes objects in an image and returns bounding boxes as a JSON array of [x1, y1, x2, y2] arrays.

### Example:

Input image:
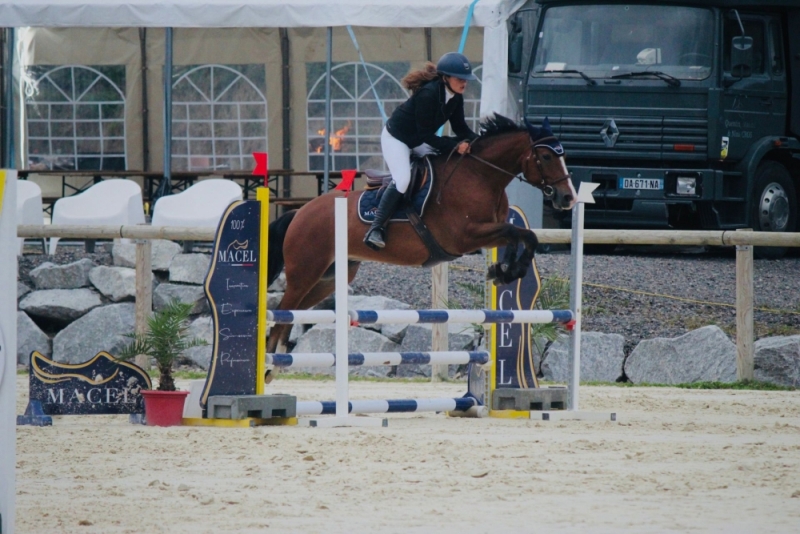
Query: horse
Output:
[[266, 114, 576, 355]]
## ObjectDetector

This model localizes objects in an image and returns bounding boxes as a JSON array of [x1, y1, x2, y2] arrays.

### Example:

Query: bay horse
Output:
[[266, 114, 576, 355]]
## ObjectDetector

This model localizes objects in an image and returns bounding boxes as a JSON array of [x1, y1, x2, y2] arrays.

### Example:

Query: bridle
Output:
[[465, 136, 571, 200]]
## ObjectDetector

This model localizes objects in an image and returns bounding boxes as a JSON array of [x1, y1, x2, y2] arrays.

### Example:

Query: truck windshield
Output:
[[532, 4, 713, 81]]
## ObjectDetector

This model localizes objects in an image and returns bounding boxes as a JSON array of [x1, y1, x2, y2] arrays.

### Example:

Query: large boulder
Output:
[[52, 303, 136, 364], [267, 292, 283, 309], [348, 295, 411, 342], [29, 258, 94, 289], [625, 325, 737, 384], [184, 316, 214, 369], [89, 266, 154, 302], [17, 282, 31, 300], [541, 332, 625, 383], [19, 288, 103, 322], [396, 323, 477, 378], [291, 324, 399, 377], [17, 311, 50, 365], [754, 336, 800, 387], [112, 239, 181, 271], [153, 283, 209, 315], [169, 254, 211, 285], [268, 272, 286, 292]]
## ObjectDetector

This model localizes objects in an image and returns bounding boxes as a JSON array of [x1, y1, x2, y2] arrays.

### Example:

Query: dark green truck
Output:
[[514, 0, 800, 255]]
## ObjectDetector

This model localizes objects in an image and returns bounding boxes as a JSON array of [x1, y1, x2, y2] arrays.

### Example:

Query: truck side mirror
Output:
[[508, 19, 524, 74], [731, 35, 753, 78]]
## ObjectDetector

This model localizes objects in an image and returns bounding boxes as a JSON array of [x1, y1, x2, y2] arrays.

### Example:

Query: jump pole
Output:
[[536, 182, 616, 422], [307, 196, 386, 428]]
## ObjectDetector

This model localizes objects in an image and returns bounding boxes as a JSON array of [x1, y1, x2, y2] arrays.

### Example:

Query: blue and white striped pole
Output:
[[269, 351, 489, 368], [268, 309, 574, 325], [299, 397, 487, 417]]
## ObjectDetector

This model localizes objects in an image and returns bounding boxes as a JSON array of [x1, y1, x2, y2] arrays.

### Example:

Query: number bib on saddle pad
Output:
[[357, 157, 435, 224]]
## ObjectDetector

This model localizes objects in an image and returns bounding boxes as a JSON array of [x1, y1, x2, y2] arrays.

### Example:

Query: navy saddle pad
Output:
[[357, 158, 434, 224]]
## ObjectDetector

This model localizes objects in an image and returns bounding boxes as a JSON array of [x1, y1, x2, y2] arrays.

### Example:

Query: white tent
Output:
[[0, 0, 525, 117]]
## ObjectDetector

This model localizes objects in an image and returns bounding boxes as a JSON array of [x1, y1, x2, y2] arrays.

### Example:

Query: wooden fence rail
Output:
[[17, 225, 800, 247], [17, 225, 800, 381]]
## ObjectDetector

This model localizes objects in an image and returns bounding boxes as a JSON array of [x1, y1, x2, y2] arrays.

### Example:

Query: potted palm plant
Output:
[[118, 300, 207, 426]]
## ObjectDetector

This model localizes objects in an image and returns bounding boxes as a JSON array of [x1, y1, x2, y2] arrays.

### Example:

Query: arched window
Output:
[[25, 65, 127, 171], [172, 64, 267, 172], [307, 62, 408, 171]]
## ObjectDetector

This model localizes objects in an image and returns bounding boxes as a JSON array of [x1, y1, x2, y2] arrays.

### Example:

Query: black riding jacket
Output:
[[386, 79, 478, 154]]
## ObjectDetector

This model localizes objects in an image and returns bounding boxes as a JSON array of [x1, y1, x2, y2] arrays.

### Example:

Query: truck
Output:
[[508, 0, 800, 256]]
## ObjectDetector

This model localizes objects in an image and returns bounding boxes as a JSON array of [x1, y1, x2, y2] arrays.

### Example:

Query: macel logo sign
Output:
[[217, 238, 257, 265]]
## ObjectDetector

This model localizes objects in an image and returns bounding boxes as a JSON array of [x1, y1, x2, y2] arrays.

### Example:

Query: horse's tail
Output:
[[267, 209, 297, 287]]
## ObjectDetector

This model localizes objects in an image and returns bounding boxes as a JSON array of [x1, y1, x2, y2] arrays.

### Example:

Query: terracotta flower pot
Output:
[[141, 390, 189, 427]]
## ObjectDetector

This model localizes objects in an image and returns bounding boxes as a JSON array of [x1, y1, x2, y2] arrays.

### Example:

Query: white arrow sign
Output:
[[577, 182, 600, 204]]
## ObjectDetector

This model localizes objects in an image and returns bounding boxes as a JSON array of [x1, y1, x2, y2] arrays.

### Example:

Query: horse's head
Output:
[[522, 118, 577, 210]]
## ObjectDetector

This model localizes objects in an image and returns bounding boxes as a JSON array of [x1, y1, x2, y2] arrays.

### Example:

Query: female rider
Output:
[[363, 52, 479, 250]]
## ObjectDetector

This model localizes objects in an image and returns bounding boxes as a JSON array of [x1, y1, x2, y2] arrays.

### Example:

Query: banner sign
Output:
[[493, 206, 541, 389], [25, 351, 151, 415], [200, 200, 261, 407]]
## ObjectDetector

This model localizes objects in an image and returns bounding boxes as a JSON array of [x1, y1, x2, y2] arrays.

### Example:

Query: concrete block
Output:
[[207, 394, 297, 420], [492, 387, 567, 411]]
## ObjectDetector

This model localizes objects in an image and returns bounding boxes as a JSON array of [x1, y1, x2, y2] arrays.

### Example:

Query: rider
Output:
[[363, 52, 480, 251]]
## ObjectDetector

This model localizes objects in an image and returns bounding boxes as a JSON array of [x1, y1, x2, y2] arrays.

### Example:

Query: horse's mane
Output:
[[478, 113, 526, 140]]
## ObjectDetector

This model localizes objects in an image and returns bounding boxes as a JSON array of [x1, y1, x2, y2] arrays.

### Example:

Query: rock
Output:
[[396, 323, 477, 378], [52, 303, 136, 364], [169, 254, 211, 285], [348, 295, 411, 341], [291, 324, 399, 377], [153, 283, 209, 315], [398, 323, 476, 352], [541, 332, 625, 383], [17, 282, 31, 300], [268, 272, 286, 292], [89, 266, 151, 302], [267, 292, 283, 309], [17, 311, 51, 365], [112, 239, 181, 271], [754, 336, 800, 387], [19, 288, 103, 322], [30, 258, 94, 289], [625, 325, 737, 385], [184, 316, 214, 369]]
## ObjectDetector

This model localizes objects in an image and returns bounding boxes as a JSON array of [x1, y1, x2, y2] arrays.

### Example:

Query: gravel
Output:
[[18, 242, 800, 357], [350, 246, 800, 355]]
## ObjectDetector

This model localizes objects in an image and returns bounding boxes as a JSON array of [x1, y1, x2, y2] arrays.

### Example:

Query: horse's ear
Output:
[[542, 117, 553, 136], [523, 117, 540, 140]]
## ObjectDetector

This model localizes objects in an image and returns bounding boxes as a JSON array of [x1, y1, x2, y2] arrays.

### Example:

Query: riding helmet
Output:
[[436, 52, 478, 81]]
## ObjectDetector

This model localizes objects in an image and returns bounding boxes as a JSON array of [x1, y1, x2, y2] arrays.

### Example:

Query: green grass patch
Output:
[[17, 368, 28, 375]]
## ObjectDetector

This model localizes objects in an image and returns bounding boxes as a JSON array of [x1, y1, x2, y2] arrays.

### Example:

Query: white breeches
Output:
[[381, 126, 435, 194]]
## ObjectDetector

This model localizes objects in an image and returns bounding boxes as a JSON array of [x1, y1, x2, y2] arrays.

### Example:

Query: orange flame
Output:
[[315, 122, 351, 153]]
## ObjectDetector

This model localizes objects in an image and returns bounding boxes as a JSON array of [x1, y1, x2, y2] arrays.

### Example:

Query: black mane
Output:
[[478, 113, 525, 139]]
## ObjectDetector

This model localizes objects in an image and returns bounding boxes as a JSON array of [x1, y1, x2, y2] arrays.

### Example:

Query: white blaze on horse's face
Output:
[[532, 146, 577, 210]]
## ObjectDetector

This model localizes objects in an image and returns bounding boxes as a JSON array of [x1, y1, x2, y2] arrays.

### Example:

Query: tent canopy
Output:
[[0, 0, 523, 28]]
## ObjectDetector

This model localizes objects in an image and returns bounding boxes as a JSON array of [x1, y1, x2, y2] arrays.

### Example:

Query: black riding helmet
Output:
[[436, 52, 478, 81]]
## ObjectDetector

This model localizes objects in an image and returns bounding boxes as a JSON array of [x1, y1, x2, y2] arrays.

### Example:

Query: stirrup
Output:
[[364, 227, 386, 250]]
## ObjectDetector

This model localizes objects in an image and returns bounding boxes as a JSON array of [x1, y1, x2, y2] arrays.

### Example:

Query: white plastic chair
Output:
[[49, 179, 146, 255], [151, 179, 243, 229], [16, 180, 45, 255]]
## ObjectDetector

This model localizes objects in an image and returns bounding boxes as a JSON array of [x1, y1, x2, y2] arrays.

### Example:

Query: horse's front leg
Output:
[[471, 222, 537, 286], [488, 231, 519, 285]]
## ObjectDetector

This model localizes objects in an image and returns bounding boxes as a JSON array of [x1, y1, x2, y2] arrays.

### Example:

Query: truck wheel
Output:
[[751, 161, 797, 259]]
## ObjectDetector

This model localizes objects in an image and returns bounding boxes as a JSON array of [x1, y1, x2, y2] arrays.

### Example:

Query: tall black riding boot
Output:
[[363, 183, 403, 250]]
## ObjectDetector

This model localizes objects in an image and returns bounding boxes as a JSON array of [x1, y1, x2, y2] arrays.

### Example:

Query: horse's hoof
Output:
[[487, 265, 497, 280], [264, 369, 274, 385]]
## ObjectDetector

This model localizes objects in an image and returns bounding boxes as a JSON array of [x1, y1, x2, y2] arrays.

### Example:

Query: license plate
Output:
[[619, 178, 663, 190]]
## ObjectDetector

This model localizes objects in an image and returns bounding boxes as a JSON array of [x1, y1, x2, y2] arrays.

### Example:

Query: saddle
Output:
[[357, 156, 461, 267]]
